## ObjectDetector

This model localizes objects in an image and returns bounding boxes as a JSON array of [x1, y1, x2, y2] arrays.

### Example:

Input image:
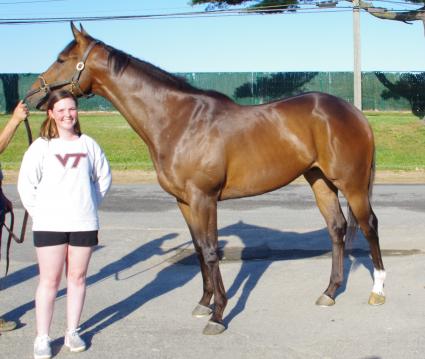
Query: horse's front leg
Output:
[[177, 200, 214, 317], [177, 195, 227, 335]]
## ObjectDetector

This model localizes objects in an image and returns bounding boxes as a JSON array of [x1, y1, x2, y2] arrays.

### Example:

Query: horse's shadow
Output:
[[0, 245, 104, 330], [4, 221, 374, 346], [217, 220, 373, 325], [79, 233, 198, 345], [1, 263, 38, 290], [81, 220, 373, 338], [2, 233, 189, 345]]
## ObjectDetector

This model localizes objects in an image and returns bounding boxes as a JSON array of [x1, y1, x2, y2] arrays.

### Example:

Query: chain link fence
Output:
[[1, 72, 424, 118]]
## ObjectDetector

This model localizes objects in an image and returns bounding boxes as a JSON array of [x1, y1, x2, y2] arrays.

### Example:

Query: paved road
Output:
[[1, 184, 425, 359]]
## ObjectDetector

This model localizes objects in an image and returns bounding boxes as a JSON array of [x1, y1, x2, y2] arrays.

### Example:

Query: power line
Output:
[[366, 0, 424, 5], [0, 8, 350, 25], [0, 3, 422, 25], [0, 0, 66, 4]]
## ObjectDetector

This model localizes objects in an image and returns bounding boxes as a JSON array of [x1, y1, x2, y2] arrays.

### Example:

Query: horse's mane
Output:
[[102, 42, 231, 101]]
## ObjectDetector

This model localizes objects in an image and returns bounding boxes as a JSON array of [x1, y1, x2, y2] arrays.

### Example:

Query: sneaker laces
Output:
[[66, 327, 81, 337]]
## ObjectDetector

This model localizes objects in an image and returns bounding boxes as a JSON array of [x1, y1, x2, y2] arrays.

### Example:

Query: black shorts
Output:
[[33, 231, 98, 248]]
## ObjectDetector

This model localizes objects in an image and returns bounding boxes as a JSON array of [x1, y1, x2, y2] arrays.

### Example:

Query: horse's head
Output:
[[26, 22, 100, 110]]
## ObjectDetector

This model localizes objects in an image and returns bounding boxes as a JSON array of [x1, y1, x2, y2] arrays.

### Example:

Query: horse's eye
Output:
[[57, 58, 64, 64]]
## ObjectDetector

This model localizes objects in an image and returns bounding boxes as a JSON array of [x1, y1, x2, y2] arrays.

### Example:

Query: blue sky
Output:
[[0, 0, 424, 73]]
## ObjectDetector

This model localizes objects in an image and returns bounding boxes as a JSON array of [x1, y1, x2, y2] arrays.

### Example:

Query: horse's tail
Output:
[[345, 149, 376, 246]]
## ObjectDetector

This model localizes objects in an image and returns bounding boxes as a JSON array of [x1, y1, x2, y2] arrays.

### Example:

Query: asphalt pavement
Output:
[[1, 183, 424, 359]]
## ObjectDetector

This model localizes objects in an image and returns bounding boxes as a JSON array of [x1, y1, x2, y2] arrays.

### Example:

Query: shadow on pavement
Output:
[[217, 221, 373, 325], [3, 221, 375, 338], [81, 221, 374, 336]]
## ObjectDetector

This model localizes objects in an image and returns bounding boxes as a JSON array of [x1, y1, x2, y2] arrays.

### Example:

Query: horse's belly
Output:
[[220, 162, 307, 200]]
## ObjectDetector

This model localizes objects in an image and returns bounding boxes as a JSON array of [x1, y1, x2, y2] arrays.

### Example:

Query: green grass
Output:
[[0, 112, 152, 171], [366, 112, 425, 170], [0, 111, 424, 171]]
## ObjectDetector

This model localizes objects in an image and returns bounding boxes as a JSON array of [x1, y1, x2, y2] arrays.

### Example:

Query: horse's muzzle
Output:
[[24, 86, 49, 110]]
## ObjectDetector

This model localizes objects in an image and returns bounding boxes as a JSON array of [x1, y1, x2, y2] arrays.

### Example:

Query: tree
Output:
[[375, 72, 425, 120], [359, 0, 425, 34], [234, 72, 318, 102], [0, 74, 19, 114], [191, 0, 425, 33]]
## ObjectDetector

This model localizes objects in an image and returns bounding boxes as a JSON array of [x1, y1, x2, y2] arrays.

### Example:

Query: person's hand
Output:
[[11, 100, 29, 124]]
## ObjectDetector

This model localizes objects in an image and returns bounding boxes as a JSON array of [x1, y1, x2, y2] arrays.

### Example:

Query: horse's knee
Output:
[[367, 212, 378, 234], [359, 213, 379, 240], [201, 246, 219, 264], [329, 217, 347, 243]]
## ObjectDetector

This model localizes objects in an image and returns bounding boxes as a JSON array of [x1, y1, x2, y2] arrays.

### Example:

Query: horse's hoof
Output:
[[192, 304, 213, 318], [202, 320, 226, 335], [368, 292, 385, 306], [315, 294, 335, 307]]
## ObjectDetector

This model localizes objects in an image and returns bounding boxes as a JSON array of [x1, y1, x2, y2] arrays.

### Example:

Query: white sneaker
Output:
[[33, 335, 52, 359], [64, 328, 86, 353]]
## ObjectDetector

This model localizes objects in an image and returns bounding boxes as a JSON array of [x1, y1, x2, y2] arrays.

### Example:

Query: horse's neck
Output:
[[92, 67, 176, 149]]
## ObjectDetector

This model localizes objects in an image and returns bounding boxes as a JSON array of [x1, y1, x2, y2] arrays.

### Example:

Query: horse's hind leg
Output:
[[344, 191, 386, 305], [304, 168, 347, 306]]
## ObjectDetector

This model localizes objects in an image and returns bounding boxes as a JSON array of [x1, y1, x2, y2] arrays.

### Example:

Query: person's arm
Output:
[[0, 101, 28, 154], [17, 140, 43, 217], [92, 141, 112, 206]]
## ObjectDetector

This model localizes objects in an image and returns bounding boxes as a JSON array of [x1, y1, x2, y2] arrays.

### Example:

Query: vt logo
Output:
[[55, 153, 87, 168]]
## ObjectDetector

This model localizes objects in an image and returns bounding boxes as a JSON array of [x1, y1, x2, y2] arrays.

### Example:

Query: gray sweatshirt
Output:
[[18, 134, 111, 232]]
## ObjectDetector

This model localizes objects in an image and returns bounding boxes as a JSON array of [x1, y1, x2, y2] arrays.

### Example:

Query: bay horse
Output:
[[26, 23, 386, 335]]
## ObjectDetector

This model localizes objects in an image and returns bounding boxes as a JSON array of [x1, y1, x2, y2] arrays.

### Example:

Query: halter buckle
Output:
[[38, 75, 51, 93], [76, 62, 85, 71]]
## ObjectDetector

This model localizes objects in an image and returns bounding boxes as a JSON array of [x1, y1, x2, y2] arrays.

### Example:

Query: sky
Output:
[[0, 0, 424, 74]]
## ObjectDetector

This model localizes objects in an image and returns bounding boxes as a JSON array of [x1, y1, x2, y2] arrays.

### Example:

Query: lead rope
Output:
[[3, 105, 33, 275]]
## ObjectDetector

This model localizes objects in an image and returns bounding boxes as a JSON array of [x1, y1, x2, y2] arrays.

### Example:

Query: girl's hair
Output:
[[39, 89, 82, 139]]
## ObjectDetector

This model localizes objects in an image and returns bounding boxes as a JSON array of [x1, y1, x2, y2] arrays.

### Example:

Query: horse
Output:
[[26, 23, 386, 335]]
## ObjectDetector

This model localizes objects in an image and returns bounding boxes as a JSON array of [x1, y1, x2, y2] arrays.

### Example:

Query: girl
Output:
[[18, 90, 111, 359]]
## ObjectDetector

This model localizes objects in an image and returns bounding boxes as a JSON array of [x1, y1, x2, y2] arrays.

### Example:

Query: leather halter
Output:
[[25, 40, 100, 102]]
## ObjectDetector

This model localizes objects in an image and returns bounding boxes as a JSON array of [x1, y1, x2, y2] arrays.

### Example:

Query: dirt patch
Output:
[[111, 169, 425, 185], [111, 170, 158, 184], [373, 170, 425, 184], [3, 169, 424, 185]]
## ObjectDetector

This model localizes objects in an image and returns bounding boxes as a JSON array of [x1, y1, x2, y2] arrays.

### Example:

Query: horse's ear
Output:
[[71, 21, 84, 43], [80, 24, 90, 37]]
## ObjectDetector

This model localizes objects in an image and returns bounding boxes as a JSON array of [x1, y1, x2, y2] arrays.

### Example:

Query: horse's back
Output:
[[220, 92, 374, 199]]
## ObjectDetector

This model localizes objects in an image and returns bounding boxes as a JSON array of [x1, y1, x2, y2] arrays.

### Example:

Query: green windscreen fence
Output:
[[1, 72, 424, 117]]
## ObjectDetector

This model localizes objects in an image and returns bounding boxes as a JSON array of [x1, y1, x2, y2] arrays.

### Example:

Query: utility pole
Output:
[[353, 0, 362, 110]]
